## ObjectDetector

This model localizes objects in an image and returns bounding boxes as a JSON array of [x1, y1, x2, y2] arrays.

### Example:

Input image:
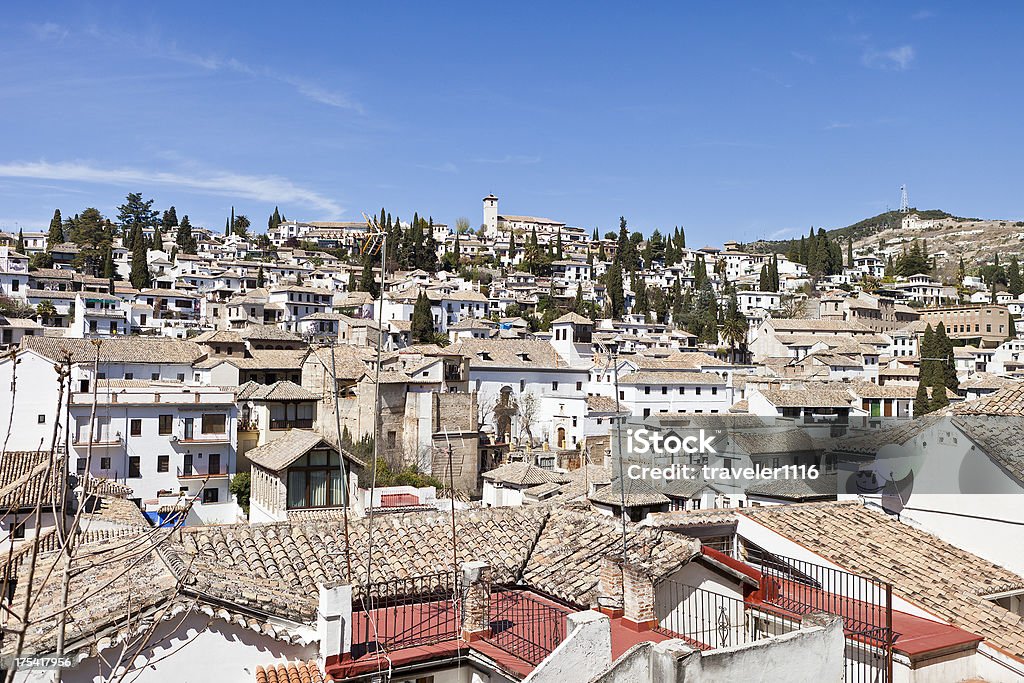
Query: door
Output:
[[183, 418, 194, 440], [209, 453, 221, 475], [557, 427, 566, 449], [183, 454, 193, 476]]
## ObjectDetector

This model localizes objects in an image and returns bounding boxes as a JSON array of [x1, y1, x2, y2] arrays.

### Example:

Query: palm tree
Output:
[[722, 293, 748, 364]]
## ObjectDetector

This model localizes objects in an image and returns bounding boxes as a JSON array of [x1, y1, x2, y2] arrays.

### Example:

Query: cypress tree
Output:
[[930, 376, 949, 411], [176, 215, 197, 255], [257, 266, 266, 288], [847, 238, 854, 268], [129, 225, 151, 289], [15, 229, 24, 254], [161, 206, 178, 233], [101, 246, 117, 280], [47, 209, 64, 247], [152, 225, 164, 252], [914, 382, 931, 417], [411, 291, 434, 343]]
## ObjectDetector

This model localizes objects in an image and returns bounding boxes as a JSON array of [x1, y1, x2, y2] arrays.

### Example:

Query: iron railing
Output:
[[350, 571, 460, 659], [486, 586, 573, 666], [742, 544, 894, 683], [654, 581, 801, 649]]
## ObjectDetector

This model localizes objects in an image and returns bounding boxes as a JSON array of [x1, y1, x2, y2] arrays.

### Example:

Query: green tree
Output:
[[129, 225, 152, 289], [161, 206, 178, 233], [233, 214, 251, 238], [268, 206, 282, 232], [359, 255, 379, 298], [914, 381, 931, 417], [47, 209, 64, 247], [175, 215, 197, 254], [1008, 256, 1023, 297], [606, 261, 625, 318], [15, 229, 25, 254], [117, 193, 159, 247], [257, 266, 266, 288], [722, 291, 748, 363], [230, 472, 251, 515], [101, 246, 117, 280], [411, 291, 434, 343], [930, 376, 949, 411], [35, 300, 56, 323], [152, 225, 164, 252]]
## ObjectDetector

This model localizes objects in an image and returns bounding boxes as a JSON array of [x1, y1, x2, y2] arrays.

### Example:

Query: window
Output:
[[286, 450, 345, 509], [128, 456, 141, 478], [203, 488, 219, 504], [643, 408, 651, 417], [679, 387, 684, 395], [157, 455, 169, 473], [11, 520, 25, 540], [37, 414, 45, 424], [11, 279, 18, 292], [644, 386, 650, 395], [151, 373, 160, 380], [520, 380, 525, 392], [711, 387, 718, 395], [130, 419, 142, 437], [177, 373, 185, 382], [695, 387, 702, 396], [387, 431, 397, 449], [159, 414, 173, 435], [552, 381, 559, 391], [79, 379, 90, 393], [576, 381, 582, 391], [662, 386, 667, 395], [201, 414, 226, 434]]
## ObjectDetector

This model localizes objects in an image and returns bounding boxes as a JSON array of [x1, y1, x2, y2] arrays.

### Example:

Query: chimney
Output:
[[597, 555, 624, 617], [460, 561, 492, 641], [622, 562, 657, 632], [317, 583, 352, 667]]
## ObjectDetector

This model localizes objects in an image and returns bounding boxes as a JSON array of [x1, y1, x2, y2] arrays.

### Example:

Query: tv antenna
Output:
[[899, 185, 909, 214]]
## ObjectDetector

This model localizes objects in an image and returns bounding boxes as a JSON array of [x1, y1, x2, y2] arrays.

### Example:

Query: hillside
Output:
[[743, 209, 1024, 276]]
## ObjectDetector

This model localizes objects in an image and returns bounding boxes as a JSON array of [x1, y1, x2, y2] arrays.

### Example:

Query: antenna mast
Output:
[[899, 185, 910, 214]]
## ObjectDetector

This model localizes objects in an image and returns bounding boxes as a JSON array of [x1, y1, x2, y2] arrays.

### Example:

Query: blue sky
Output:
[[1, 2, 1021, 243]]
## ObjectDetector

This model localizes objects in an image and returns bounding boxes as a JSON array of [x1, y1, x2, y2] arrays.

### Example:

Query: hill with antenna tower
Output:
[[743, 206, 1024, 278]]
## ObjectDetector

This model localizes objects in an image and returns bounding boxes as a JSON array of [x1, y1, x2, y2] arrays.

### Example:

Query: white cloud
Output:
[[27, 22, 68, 42], [825, 121, 855, 130], [0, 160, 344, 217], [472, 155, 542, 165], [415, 161, 458, 174], [862, 45, 915, 71], [790, 50, 816, 65]]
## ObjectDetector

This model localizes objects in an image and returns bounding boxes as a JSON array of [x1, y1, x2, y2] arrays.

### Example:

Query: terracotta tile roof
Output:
[[23, 336, 206, 365], [618, 370, 726, 386], [0, 451, 66, 512], [481, 462, 572, 486], [744, 471, 837, 501], [959, 373, 1020, 391], [246, 430, 362, 472], [757, 386, 853, 408], [740, 501, 1024, 657], [589, 477, 670, 508], [237, 380, 318, 402], [229, 350, 308, 371], [522, 508, 700, 606], [726, 429, 816, 455], [950, 415, 1024, 483], [240, 324, 303, 342], [452, 339, 583, 370], [954, 384, 1024, 416], [176, 507, 549, 618], [640, 509, 739, 528], [255, 660, 324, 683], [552, 312, 593, 325]]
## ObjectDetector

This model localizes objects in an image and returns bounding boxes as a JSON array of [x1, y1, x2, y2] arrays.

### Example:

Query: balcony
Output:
[[237, 420, 260, 432], [270, 418, 314, 430], [72, 434, 123, 448], [171, 432, 231, 445], [177, 466, 230, 480]]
